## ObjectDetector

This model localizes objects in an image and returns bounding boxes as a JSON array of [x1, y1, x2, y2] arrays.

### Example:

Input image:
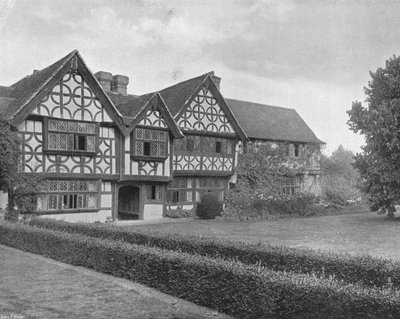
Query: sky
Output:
[[1, 0, 400, 155]]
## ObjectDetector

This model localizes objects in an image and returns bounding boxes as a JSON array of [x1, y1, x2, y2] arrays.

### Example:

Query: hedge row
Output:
[[29, 218, 400, 289], [2, 222, 400, 319]]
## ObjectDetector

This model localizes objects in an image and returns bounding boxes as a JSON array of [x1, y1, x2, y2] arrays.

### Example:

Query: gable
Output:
[[123, 93, 183, 138], [8, 50, 127, 135], [137, 97, 167, 128], [32, 71, 113, 123], [177, 83, 235, 134]]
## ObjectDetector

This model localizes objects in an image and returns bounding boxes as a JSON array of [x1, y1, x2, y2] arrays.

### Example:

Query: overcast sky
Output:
[[1, 0, 399, 154]]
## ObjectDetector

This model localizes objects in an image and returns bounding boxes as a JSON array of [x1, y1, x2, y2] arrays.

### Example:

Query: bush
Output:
[[4, 207, 18, 222], [197, 192, 222, 219], [224, 192, 323, 220], [165, 207, 195, 218], [28, 217, 400, 289], [2, 222, 400, 319]]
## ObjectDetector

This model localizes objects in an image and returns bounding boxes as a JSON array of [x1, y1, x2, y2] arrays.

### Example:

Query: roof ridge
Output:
[[226, 98, 295, 111], [10, 50, 77, 88], [158, 72, 209, 93]]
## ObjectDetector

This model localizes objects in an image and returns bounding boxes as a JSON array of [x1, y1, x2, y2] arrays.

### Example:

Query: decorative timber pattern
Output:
[[19, 121, 116, 175], [172, 135, 235, 173], [138, 111, 167, 128], [32, 72, 112, 122], [177, 88, 234, 133]]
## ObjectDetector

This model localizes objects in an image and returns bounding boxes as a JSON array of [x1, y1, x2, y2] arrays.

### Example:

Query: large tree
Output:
[[347, 55, 400, 216]]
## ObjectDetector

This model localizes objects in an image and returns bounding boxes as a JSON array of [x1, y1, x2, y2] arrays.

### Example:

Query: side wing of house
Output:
[[13, 52, 126, 222]]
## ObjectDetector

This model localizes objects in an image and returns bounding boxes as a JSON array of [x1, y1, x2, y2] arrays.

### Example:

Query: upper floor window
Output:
[[45, 118, 98, 154], [132, 127, 168, 160], [174, 135, 233, 156], [285, 143, 303, 157]]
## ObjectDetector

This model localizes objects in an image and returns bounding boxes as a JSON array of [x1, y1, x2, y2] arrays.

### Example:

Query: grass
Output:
[[0, 245, 231, 319], [122, 210, 400, 260]]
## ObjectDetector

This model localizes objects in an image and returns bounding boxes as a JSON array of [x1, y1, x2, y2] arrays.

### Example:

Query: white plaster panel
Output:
[[144, 204, 163, 219], [101, 194, 112, 208]]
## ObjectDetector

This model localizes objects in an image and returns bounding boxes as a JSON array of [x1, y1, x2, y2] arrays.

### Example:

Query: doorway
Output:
[[118, 185, 140, 220]]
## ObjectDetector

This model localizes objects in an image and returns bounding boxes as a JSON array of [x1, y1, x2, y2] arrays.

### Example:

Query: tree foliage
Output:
[[320, 145, 362, 205], [0, 116, 42, 220], [347, 55, 400, 216]]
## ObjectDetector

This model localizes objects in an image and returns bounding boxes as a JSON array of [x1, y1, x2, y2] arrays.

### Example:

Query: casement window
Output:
[[38, 180, 99, 211], [282, 176, 302, 195], [132, 128, 168, 159], [145, 185, 163, 202], [174, 135, 233, 156], [167, 177, 226, 204], [45, 118, 99, 154]]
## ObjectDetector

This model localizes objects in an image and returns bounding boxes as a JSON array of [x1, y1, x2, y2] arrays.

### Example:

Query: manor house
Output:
[[0, 50, 324, 222]]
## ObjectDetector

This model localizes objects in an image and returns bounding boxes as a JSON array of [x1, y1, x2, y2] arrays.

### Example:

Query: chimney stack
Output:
[[94, 71, 113, 92], [111, 75, 129, 95]]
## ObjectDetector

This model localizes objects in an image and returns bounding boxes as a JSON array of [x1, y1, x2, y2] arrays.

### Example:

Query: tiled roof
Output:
[[157, 74, 207, 116], [0, 50, 322, 144], [0, 51, 75, 120], [114, 93, 154, 118], [226, 98, 324, 144]]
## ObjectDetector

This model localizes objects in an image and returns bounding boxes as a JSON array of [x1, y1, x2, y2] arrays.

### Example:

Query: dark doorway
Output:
[[118, 185, 140, 220]]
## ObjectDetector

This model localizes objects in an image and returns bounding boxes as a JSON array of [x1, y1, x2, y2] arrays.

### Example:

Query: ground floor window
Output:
[[145, 184, 163, 202], [167, 177, 227, 204], [282, 175, 302, 195], [38, 180, 99, 211]]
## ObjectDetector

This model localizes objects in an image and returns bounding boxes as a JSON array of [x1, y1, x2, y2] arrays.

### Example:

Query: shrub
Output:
[[224, 191, 323, 220], [28, 217, 400, 289], [2, 222, 400, 319], [197, 192, 222, 219], [4, 207, 18, 222], [165, 207, 195, 218]]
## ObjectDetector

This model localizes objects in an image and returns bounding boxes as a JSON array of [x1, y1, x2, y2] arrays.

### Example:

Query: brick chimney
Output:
[[94, 71, 113, 92], [111, 75, 129, 95]]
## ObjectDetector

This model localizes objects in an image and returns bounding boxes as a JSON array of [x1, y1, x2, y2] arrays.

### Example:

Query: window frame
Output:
[[131, 126, 169, 161], [43, 117, 100, 156], [167, 177, 226, 204], [145, 184, 163, 203], [38, 179, 101, 213]]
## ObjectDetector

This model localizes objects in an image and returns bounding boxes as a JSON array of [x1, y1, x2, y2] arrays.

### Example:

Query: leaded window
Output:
[[167, 177, 226, 204], [145, 184, 163, 202], [39, 180, 99, 211], [132, 128, 168, 159], [282, 176, 302, 195], [46, 118, 98, 153]]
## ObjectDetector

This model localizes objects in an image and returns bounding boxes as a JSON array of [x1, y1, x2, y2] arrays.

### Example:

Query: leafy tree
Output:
[[0, 116, 42, 221], [320, 145, 362, 205], [347, 55, 400, 216]]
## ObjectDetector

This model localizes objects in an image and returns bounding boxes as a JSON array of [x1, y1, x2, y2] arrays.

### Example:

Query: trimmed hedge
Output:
[[2, 222, 400, 319], [28, 218, 400, 289]]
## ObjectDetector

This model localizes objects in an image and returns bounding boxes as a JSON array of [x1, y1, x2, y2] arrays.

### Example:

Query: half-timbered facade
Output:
[[0, 50, 323, 222]]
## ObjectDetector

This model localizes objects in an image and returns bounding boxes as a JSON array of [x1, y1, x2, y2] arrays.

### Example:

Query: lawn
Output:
[[123, 210, 400, 260], [0, 245, 231, 319]]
